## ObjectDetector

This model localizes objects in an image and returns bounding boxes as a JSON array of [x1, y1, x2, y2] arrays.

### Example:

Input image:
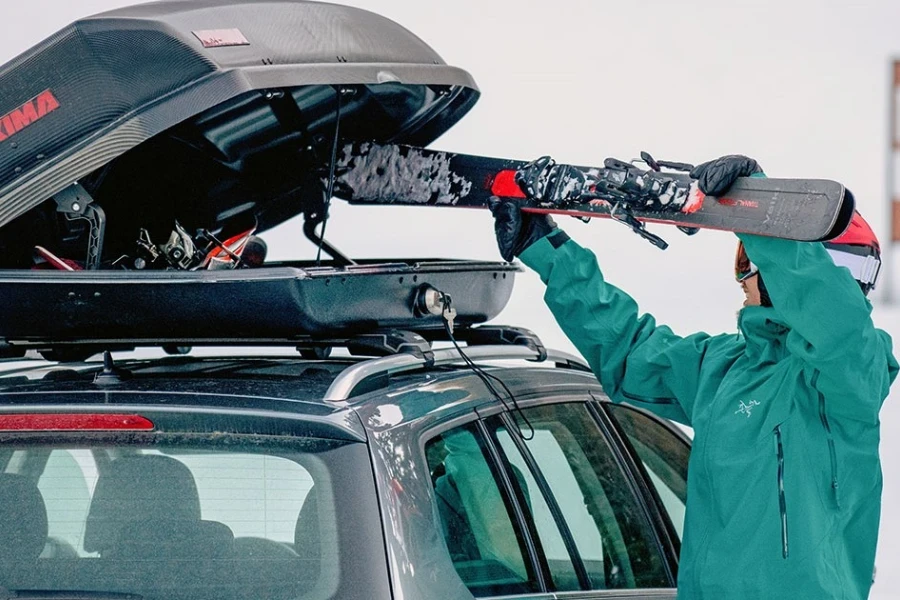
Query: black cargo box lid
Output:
[[0, 0, 479, 262]]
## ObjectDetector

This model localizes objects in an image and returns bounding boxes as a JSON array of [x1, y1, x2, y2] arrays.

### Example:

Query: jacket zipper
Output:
[[774, 425, 789, 559], [813, 373, 841, 509]]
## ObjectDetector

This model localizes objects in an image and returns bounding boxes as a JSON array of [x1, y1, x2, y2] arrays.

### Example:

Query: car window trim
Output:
[[473, 391, 602, 420], [491, 412, 591, 591], [590, 401, 681, 582], [552, 589, 677, 600], [473, 418, 551, 594]]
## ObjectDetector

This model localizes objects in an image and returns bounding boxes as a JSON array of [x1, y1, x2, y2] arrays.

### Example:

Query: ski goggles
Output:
[[735, 240, 881, 291], [823, 243, 881, 289], [734, 242, 758, 283]]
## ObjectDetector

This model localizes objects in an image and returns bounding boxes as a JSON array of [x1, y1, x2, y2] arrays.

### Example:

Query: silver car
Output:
[[0, 345, 689, 600]]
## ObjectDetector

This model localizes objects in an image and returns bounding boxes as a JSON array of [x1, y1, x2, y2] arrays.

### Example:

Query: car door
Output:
[[424, 396, 678, 600]]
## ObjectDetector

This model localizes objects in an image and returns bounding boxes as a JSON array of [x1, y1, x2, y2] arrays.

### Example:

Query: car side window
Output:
[[425, 423, 539, 597], [490, 403, 670, 591], [606, 404, 689, 541]]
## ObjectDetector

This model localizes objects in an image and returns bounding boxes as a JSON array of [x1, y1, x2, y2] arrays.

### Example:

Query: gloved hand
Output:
[[488, 198, 556, 262], [689, 155, 763, 196]]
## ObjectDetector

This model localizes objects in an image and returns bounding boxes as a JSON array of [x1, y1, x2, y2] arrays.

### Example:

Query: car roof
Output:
[[0, 349, 600, 435], [0, 355, 354, 401]]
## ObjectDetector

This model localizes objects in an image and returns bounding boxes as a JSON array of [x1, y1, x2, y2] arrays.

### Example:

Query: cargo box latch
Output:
[[53, 183, 105, 270]]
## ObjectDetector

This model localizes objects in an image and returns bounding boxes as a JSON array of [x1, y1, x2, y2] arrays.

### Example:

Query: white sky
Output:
[[7, 0, 900, 596]]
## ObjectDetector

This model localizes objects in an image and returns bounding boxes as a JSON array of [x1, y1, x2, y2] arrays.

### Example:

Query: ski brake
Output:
[[608, 202, 669, 250]]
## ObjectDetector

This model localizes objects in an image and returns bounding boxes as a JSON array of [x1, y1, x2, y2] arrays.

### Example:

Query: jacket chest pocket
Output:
[[770, 392, 842, 563], [774, 425, 789, 559], [812, 374, 842, 510]]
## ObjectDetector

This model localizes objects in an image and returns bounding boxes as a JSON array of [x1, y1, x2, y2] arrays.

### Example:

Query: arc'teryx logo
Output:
[[0, 90, 60, 142], [735, 400, 761, 418]]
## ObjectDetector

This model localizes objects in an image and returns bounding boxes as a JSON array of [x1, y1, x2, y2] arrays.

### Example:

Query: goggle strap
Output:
[[827, 248, 881, 286]]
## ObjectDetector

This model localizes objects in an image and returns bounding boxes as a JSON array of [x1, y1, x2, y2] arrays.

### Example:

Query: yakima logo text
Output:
[[0, 90, 59, 142]]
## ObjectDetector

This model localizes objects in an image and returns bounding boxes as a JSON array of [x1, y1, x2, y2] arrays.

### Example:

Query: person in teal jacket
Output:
[[489, 155, 898, 599]]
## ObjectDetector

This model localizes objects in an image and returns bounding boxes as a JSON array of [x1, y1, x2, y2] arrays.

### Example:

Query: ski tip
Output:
[[818, 185, 855, 241]]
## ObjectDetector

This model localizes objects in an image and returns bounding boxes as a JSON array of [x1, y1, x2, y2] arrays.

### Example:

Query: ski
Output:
[[332, 142, 854, 249]]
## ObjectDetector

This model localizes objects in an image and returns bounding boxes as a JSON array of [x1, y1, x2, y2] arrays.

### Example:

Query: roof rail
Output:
[[324, 345, 590, 402]]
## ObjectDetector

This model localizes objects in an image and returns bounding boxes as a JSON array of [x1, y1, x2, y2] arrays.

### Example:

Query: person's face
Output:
[[741, 273, 762, 307], [735, 242, 762, 308]]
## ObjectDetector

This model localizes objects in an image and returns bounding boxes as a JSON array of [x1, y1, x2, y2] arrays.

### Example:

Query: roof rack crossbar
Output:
[[11, 324, 546, 364], [421, 325, 546, 360], [324, 345, 589, 402]]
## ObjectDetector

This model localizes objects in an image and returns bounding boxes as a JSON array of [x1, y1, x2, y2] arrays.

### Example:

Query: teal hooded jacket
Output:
[[519, 229, 898, 599]]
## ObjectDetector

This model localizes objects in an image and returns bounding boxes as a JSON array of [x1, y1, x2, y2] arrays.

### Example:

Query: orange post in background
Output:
[[892, 61, 900, 244], [886, 60, 900, 302]]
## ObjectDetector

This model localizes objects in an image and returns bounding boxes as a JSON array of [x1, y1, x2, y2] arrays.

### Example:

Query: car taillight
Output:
[[0, 414, 154, 431]]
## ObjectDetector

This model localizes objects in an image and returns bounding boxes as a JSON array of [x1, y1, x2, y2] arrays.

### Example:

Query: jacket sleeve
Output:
[[519, 231, 743, 427], [737, 232, 898, 423]]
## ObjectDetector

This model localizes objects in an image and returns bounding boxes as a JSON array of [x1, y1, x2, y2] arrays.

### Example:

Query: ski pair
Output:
[[332, 142, 854, 249]]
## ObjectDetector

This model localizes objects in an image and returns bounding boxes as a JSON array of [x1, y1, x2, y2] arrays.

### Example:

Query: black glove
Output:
[[488, 198, 556, 262], [689, 155, 763, 196]]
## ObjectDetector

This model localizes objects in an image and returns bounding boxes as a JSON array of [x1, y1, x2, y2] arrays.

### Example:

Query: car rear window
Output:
[[0, 434, 389, 600]]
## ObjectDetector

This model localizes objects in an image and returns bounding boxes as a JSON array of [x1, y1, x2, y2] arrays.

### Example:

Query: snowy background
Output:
[[8, 0, 900, 596]]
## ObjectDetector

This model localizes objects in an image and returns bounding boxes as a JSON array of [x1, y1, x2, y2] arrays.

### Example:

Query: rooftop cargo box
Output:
[[0, 0, 519, 356]]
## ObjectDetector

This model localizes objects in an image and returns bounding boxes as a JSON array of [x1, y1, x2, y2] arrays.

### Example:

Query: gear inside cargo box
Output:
[[0, 82, 474, 271]]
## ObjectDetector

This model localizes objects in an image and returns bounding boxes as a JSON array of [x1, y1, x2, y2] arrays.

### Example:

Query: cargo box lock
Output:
[[414, 284, 446, 318], [414, 284, 457, 335]]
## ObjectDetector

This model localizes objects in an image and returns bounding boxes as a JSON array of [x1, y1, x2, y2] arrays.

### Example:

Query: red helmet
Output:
[[734, 210, 881, 296]]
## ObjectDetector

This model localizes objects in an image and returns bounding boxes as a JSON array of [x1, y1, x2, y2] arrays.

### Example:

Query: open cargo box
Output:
[[0, 0, 522, 357]]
